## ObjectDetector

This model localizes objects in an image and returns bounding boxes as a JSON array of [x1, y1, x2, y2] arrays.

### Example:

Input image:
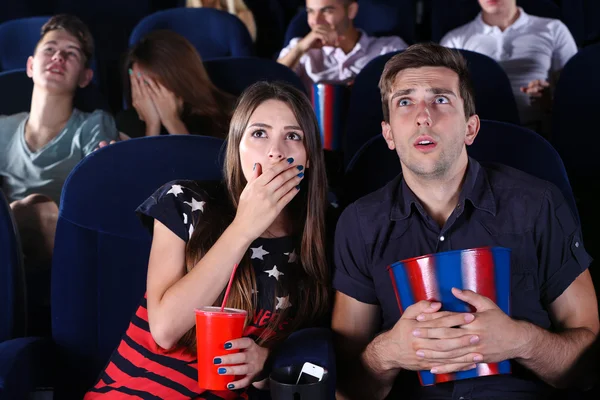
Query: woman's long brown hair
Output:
[[124, 30, 234, 137], [177, 82, 330, 353]]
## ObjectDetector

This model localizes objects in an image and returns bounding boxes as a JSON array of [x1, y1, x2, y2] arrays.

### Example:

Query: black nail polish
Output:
[[218, 367, 226, 374], [286, 157, 294, 164], [227, 384, 235, 390], [296, 185, 301, 190], [296, 165, 304, 171], [297, 172, 304, 178], [224, 342, 232, 349], [213, 358, 222, 365]]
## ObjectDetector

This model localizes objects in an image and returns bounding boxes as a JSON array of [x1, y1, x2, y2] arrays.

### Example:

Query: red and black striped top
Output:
[[85, 296, 247, 399]]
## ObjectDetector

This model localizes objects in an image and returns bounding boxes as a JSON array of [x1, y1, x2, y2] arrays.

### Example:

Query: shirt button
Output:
[[575, 242, 580, 248], [439, 236, 445, 242]]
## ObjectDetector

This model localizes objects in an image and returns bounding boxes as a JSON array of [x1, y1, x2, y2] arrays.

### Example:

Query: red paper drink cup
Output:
[[195, 306, 247, 390]]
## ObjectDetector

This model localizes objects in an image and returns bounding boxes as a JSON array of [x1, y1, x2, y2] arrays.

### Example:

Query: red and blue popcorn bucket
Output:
[[387, 247, 512, 386], [310, 82, 352, 151]]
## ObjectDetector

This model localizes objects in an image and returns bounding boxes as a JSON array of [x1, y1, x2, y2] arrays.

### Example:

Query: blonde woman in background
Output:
[[187, 0, 257, 42]]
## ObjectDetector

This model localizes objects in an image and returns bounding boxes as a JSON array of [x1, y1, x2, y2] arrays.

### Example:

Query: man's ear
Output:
[[381, 121, 396, 150], [78, 68, 93, 88], [347, 1, 359, 20], [464, 114, 480, 146], [26, 56, 34, 78]]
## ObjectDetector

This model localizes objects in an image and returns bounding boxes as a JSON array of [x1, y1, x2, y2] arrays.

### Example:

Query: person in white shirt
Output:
[[277, 0, 408, 90], [440, 0, 578, 134], [0, 14, 118, 266]]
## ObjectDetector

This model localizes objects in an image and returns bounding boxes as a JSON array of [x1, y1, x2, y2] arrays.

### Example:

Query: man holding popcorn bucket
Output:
[[331, 43, 598, 399]]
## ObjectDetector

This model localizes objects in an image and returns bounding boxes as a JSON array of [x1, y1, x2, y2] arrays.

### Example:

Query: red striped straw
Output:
[[220, 263, 239, 312]]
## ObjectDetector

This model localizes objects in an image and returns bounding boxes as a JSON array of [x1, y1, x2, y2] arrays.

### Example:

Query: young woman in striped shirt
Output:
[[85, 81, 331, 399]]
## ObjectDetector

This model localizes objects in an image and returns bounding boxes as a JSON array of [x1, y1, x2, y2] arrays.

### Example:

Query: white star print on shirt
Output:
[[284, 249, 298, 263], [167, 184, 184, 197], [250, 245, 270, 260], [188, 223, 194, 239], [183, 213, 188, 224], [264, 265, 284, 280], [276, 296, 292, 310], [184, 197, 205, 212]]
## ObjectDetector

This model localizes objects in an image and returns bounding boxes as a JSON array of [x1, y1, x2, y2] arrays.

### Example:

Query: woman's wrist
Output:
[[145, 121, 161, 136], [224, 221, 256, 250], [228, 218, 259, 245], [163, 116, 189, 135]]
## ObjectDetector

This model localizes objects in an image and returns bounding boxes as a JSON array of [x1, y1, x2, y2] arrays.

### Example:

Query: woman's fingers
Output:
[[276, 183, 302, 210], [265, 163, 305, 195], [144, 77, 161, 97], [130, 73, 141, 103], [130, 75, 138, 95], [247, 162, 262, 183], [224, 338, 254, 350], [252, 379, 269, 390], [226, 375, 252, 390], [254, 157, 295, 186], [154, 80, 172, 97], [273, 170, 304, 202], [135, 72, 150, 96], [244, 160, 304, 209], [142, 78, 157, 99], [216, 364, 255, 376], [214, 352, 246, 366]]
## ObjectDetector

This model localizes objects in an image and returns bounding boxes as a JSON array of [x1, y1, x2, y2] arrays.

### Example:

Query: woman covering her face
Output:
[[119, 30, 235, 139]]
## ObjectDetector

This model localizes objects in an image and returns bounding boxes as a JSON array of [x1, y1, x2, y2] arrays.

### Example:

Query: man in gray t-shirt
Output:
[[0, 109, 117, 204], [0, 14, 118, 265]]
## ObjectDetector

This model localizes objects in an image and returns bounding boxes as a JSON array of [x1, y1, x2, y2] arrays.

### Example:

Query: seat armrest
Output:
[[0, 337, 55, 399]]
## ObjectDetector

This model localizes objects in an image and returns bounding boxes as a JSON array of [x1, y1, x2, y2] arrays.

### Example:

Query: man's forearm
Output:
[[337, 332, 400, 400], [516, 321, 597, 388], [277, 45, 304, 69]]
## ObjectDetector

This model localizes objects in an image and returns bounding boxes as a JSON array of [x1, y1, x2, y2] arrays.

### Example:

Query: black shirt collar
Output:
[[390, 157, 497, 221]]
